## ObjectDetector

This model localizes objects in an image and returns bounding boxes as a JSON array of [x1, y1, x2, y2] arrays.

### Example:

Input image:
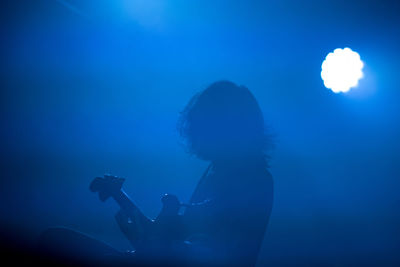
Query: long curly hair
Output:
[[177, 81, 271, 164]]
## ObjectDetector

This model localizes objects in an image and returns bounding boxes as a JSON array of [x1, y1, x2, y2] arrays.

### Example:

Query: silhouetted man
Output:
[[39, 81, 273, 266]]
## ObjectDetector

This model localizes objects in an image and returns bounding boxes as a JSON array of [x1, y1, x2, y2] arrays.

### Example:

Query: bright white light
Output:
[[321, 47, 364, 93]]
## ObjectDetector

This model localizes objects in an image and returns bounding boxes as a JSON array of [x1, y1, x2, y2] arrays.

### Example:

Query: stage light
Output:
[[321, 48, 364, 93]]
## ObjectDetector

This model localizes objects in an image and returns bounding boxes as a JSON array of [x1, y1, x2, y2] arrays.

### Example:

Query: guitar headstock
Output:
[[90, 174, 125, 202]]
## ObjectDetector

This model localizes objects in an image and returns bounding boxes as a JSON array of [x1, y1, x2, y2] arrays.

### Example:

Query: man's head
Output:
[[178, 81, 269, 162]]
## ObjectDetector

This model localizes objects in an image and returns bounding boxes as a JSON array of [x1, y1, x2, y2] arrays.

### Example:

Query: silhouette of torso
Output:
[[183, 160, 273, 266]]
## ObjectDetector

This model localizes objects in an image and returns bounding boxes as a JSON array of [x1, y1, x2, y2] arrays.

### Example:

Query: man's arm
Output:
[[115, 209, 141, 248]]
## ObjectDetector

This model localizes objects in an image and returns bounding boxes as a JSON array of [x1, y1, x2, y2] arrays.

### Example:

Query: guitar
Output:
[[89, 175, 184, 251]]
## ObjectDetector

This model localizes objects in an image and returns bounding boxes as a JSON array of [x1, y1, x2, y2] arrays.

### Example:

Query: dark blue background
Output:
[[1, 0, 400, 265]]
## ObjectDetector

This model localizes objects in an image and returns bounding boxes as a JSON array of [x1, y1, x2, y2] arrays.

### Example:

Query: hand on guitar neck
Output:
[[89, 175, 183, 250]]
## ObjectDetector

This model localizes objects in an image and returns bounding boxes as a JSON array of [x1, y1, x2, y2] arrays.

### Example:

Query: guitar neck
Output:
[[112, 189, 153, 227]]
